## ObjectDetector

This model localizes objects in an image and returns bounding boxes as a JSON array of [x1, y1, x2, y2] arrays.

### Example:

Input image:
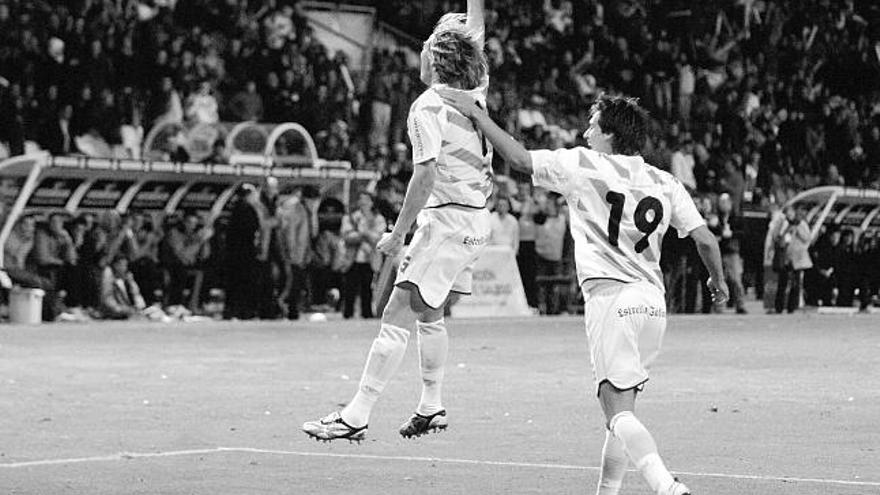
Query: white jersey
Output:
[[530, 147, 705, 292], [408, 85, 493, 209]]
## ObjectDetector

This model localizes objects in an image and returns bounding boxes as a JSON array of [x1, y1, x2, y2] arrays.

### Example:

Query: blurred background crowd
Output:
[[1, 0, 879, 321]]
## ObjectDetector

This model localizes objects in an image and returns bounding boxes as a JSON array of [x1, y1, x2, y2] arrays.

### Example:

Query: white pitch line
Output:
[[220, 448, 880, 487], [2, 446, 878, 488], [0, 448, 226, 468]]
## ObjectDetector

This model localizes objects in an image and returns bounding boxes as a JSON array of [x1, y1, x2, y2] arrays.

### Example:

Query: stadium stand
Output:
[[0, 0, 878, 321]]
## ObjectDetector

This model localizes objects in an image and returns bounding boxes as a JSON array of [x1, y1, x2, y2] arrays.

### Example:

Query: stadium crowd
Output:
[[2, 0, 880, 321]]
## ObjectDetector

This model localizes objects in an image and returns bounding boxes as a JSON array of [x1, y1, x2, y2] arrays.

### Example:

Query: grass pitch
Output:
[[1, 313, 878, 494]]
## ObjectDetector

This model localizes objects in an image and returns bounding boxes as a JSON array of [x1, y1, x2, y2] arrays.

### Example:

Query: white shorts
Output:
[[582, 279, 668, 394], [395, 207, 491, 309]]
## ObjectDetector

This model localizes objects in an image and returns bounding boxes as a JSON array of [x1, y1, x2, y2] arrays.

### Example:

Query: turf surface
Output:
[[1, 313, 879, 494]]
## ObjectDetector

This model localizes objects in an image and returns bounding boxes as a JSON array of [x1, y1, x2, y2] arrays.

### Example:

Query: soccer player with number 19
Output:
[[442, 92, 729, 495]]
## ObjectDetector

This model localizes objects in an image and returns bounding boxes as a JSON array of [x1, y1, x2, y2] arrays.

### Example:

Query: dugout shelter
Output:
[[785, 186, 880, 242], [0, 122, 379, 270]]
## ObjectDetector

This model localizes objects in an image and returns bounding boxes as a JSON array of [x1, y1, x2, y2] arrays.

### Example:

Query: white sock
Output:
[[416, 318, 448, 415], [610, 411, 675, 495], [341, 323, 410, 427], [597, 428, 628, 495]]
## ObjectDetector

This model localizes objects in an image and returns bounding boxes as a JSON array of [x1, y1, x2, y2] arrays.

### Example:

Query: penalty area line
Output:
[[1, 446, 878, 488]]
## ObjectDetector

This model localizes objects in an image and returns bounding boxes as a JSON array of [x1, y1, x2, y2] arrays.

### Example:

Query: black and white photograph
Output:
[[1, 0, 879, 493]]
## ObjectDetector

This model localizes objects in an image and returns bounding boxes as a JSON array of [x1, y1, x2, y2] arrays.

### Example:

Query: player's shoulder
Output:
[[636, 160, 694, 204], [642, 161, 678, 185], [410, 88, 444, 115]]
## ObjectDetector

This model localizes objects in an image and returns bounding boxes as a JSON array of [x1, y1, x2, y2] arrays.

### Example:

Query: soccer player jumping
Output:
[[303, 0, 491, 442], [441, 92, 729, 495]]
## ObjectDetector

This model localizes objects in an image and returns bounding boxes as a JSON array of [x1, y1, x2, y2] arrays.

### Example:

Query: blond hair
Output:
[[424, 27, 487, 90]]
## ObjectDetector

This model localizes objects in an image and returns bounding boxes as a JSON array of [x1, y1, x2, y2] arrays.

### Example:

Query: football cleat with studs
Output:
[[302, 411, 367, 443], [399, 410, 448, 439]]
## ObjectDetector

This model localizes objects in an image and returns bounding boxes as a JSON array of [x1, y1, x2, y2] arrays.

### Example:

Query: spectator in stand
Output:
[[39, 104, 74, 155], [165, 211, 213, 311], [339, 192, 385, 319], [516, 190, 539, 309], [856, 233, 880, 311], [63, 215, 91, 309], [32, 212, 77, 321], [312, 219, 344, 310], [279, 186, 313, 321], [79, 211, 133, 311], [149, 76, 184, 126], [676, 53, 695, 121], [718, 156, 745, 214], [99, 255, 146, 320], [390, 73, 415, 146], [534, 194, 566, 315], [809, 226, 842, 307], [368, 55, 394, 149], [670, 137, 696, 191], [689, 195, 716, 314], [489, 196, 518, 254], [223, 185, 260, 320], [387, 143, 413, 184], [835, 229, 859, 308], [774, 206, 813, 313], [129, 213, 163, 305], [254, 178, 282, 319], [3, 215, 45, 289], [711, 193, 747, 314], [228, 80, 264, 122], [185, 81, 220, 125]]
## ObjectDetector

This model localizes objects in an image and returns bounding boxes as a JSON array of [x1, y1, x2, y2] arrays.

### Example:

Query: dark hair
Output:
[[427, 29, 487, 90], [591, 94, 649, 155]]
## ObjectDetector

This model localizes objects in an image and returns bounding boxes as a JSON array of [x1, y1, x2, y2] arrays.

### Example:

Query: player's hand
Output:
[[438, 89, 486, 119], [376, 231, 404, 256], [706, 277, 730, 305]]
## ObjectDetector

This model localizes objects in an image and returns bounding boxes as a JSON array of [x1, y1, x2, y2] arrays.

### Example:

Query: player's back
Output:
[[530, 147, 704, 292], [408, 87, 493, 209]]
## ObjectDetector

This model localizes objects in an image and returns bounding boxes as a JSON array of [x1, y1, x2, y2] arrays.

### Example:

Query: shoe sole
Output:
[[400, 423, 448, 439], [303, 430, 365, 444], [302, 428, 366, 444]]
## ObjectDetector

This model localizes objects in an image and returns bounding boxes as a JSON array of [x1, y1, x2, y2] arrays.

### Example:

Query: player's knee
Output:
[[446, 292, 462, 306], [598, 380, 637, 426], [408, 293, 432, 314], [377, 326, 409, 345], [417, 307, 444, 324], [381, 289, 412, 327]]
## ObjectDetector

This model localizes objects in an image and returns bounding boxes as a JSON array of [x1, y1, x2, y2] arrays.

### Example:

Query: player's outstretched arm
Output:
[[466, 0, 485, 44], [440, 91, 533, 174], [376, 160, 437, 255], [689, 225, 730, 304]]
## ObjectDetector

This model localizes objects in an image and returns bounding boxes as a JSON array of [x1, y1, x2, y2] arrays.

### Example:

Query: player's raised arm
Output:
[[689, 225, 730, 304], [440, 91, 533, 174], [466, 0, 485, 45]]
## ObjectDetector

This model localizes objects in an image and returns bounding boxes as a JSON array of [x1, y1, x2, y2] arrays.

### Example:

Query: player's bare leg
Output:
[[302, 286, 418, 442], [598, 381, 690, 495]]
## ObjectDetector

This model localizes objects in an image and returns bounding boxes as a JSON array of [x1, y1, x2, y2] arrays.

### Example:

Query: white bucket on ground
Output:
[[9, 287, 45, 324]]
